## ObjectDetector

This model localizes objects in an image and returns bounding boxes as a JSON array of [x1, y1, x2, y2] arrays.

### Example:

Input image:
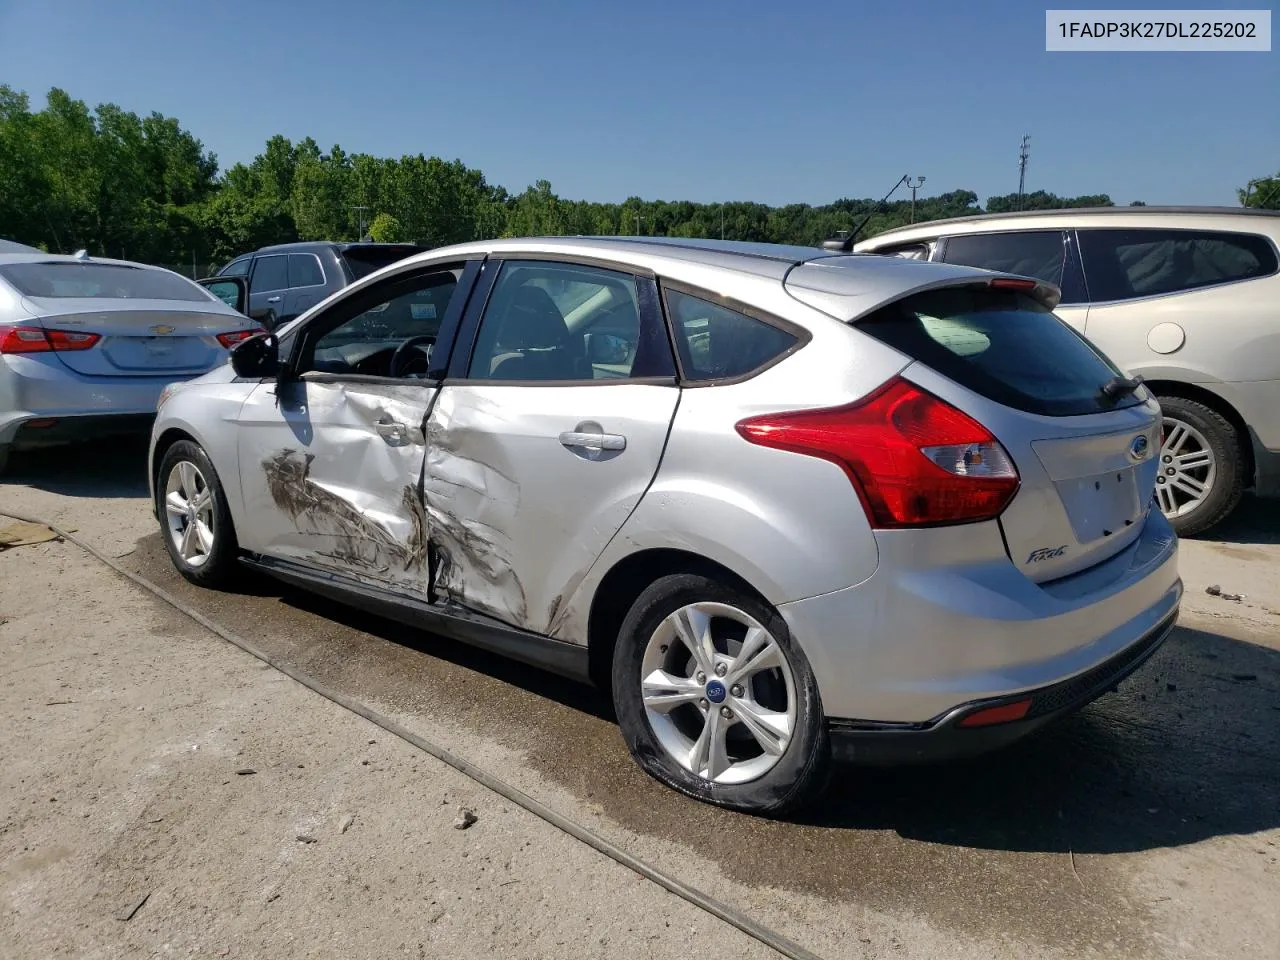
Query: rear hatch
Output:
[[1, 260, 254, 378], [338, 243, 427, 281], [789, 264, 1160, 582]]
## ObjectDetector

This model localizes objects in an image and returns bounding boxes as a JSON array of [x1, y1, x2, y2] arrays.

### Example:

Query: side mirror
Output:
[[230, 333, 280, 379], [198, 276, 248, 314]]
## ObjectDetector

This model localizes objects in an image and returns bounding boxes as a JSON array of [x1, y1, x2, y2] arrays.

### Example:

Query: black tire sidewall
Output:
[[1157, 396, 1243, 537], [156, 440, 239, 587], [612, 574, 829, 816]]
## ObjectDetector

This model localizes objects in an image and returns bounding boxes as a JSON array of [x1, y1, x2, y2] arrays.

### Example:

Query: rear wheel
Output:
[[612, 574, 829, 815], [1155, 396, 1243, 537], [0, 444, 9, 476], [156, 440, 239, 587]]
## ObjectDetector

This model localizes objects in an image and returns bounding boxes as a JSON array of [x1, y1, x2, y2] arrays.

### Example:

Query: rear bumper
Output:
[[0, 354, 180, 446], [828, 608, 1176, 764], [779, 508, 1181, 724]]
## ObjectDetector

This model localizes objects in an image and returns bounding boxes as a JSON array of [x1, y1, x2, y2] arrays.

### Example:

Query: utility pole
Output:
[[1017, 134, 1031, 210], [350, 205, 371, 240], [720, 203, 725, 240], [905, 175, 927, 223], [634, 213, 644, 236]]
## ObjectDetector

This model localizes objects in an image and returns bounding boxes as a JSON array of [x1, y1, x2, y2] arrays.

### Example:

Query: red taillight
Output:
[[957, 698, 1032, 728], [0, 325, 101, 354], [216, 328, 265, 348], [735, 377, 1020, 527]]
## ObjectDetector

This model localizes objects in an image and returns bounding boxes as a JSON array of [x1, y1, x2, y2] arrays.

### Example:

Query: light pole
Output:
[[634, 214, 645, 236], [905, 176, 927, 223], [350, 205, 371, 240]]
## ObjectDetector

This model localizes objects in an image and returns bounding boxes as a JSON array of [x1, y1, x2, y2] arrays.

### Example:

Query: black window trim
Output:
[[287, 252, 328, 290], [1073, 226, 1280, 307], [442, 256, 678, 389], [657, 277, 812, 388], [281, 257, 482, 384]]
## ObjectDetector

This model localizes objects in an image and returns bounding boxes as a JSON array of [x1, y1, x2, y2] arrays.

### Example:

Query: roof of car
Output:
[[0, 251, 174, 270], [0, 238, 42, 254], [862, 205, 1279, 241], [252, 240, 426, 254]]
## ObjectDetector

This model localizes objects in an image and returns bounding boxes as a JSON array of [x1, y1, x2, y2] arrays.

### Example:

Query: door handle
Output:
[[266, 295, 282, 303], [559, 430, 626, 452], [375, 419, 410, 445]]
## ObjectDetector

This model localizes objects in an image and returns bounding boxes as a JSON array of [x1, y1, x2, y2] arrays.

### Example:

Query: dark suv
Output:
[[213, 241, 425, 329]]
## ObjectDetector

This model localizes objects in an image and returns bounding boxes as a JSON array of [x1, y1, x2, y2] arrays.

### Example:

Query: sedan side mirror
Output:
[[230, 333, 280, 378]]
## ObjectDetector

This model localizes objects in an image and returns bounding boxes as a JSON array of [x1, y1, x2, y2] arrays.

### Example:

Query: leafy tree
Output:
[[1240, 173, 1280, 210], [368, 212, 405, 243]]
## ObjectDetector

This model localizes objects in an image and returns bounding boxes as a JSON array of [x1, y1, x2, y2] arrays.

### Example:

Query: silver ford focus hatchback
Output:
[[148, 237, 1181, 814]]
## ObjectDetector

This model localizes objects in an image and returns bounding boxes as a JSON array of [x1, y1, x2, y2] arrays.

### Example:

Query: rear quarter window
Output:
[[857, 286, 1135, 417], [664, 288, 801, 382], [1077, 228, 1279, 301]]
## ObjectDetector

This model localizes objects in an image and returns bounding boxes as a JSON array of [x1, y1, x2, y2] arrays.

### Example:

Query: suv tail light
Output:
[[736, 377, 1019, 527], [216, 328, 266, 348], [0, 325, 101, 354]]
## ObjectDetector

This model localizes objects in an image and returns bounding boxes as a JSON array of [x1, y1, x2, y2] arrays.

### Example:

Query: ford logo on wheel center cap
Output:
[[705, 679, 727, 703], [1129, 435, 1150, 461]]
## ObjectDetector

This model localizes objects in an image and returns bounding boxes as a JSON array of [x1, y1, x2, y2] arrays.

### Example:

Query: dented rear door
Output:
[[421, 258, 680, 634]]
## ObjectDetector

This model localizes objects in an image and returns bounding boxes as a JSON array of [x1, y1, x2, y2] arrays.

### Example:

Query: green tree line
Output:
[[2, 87, 1274, 274]]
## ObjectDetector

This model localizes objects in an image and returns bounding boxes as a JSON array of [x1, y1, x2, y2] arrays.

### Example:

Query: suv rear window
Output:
[[857, 286, 1135, 417], [342, 245, 425, 280], [1077, 228, 1278, 301], [0, 262, 207, 301]]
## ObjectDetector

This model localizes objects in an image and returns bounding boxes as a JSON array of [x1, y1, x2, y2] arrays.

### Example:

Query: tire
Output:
[[1155, 395, 1244, 537], [0, 444, 9, 477], [155, 439, 240, 588], [611, 574, 830, 816]]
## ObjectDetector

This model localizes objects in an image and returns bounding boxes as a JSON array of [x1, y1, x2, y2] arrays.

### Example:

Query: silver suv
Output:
[[856, 207, 1280, 536], [149, 238, 1180, 813]]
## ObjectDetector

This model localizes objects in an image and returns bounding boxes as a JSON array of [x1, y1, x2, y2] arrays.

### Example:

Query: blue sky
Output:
[[1, 0, 1275, 206]]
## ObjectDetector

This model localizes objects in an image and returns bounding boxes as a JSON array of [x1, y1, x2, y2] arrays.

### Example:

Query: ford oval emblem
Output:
[[1129, 435, 1150, 461]]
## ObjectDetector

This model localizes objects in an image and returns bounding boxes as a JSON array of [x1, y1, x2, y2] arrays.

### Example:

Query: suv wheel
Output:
[[1155, 396, 1244, 537], [157, 440, 240, 587], [612, 574, 829, 815]]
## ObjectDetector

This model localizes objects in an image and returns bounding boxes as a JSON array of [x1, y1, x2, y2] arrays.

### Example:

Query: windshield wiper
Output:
[[1100, 374, 1144, 404]]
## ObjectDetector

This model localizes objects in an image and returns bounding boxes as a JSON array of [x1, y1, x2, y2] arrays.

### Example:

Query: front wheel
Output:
[[1155, 396, 1244, 537], [612, 574, 830, 815], [156, 440, 240, 588]]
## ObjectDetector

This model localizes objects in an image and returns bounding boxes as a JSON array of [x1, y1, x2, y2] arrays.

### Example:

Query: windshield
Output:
[[0, 261, 209, 301], [857, 286, 1139, 417], [342, 245, 424, 280]]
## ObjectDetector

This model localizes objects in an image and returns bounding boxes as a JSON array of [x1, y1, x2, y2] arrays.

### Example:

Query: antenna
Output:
[[822, 174, 910, 252], [1017, 135, 1031, 210]]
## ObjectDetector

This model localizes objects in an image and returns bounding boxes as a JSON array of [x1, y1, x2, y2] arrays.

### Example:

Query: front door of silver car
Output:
[[421, 258, 680, 632], [232, 260, 476, 595]]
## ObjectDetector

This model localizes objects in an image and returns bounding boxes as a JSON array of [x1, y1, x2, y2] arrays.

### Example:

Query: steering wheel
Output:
[[389, 335, 435, 378]]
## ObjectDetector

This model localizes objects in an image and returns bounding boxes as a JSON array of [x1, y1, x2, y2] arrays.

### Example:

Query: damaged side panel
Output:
[[237, 379, 436, 596]]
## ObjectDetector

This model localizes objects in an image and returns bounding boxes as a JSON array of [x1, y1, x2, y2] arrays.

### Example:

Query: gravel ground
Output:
[[2, 438, 1278, 960]]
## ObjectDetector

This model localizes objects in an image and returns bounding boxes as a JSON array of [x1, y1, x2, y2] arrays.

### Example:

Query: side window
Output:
[[1077, 229, 1279, 302], [467, 261, 647, 382], [250, 255, 288, 294], [219, 256, 251, 278], [941, 231, 1066, 287], [665, 289, 799, 382], [288, 253, 325, 288], [299, 268, 461, 379]]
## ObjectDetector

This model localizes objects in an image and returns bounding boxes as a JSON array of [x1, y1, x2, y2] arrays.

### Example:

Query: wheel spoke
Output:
[[165, 491, 188, 516], [1162, 422, 1190, 456], [193, 519, 214, 554], [178, 461, 200, 499], [179, 522, 198, 560], [689, 708, 730, 781], [726, 626, 783, 685], [672, 606, 716, 675], [1171, 474, 1207, 501], [1156, 483, 1177, 515], [732, 699, 792, 757], [641, 669, 704, 713], [1174, 450, 1212, 472]]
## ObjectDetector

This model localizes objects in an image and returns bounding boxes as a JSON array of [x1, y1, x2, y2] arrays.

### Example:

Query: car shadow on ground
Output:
[[1189, 494, 1280, 545], [1, 436, 151, 499]]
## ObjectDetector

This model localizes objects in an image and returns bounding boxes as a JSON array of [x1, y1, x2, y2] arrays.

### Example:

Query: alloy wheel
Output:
[[1156, 416, 1217, 519], [640, 601, 797, 785], [164, 460, 216, 567]]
